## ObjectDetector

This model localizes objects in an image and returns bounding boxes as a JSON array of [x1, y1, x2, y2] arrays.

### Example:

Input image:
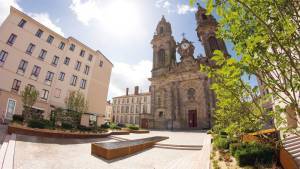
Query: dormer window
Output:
[[159, 27, 163, 34]]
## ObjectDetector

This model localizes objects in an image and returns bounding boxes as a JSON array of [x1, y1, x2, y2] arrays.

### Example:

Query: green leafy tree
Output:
[[65, 90, 88, 126], [190, 0, 300, 136], [21, 86, 39, 120]]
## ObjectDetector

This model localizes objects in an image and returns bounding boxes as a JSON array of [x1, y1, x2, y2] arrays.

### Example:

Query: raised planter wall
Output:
[[8, 125, 129, 139]]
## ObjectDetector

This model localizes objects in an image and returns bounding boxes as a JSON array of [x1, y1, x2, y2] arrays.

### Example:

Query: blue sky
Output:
[[0, 0, 255, 100]]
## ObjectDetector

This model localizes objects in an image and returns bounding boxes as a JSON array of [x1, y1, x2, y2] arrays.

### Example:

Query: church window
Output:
[[159, 111, 164, 118], [187, 88, 196, 100], [208, 37, 219, 53], [159, 27, 163, 34], [158, 49, 165, 66]]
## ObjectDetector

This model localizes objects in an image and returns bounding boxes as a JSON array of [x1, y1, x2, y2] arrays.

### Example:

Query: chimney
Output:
[[126, 88, 129, 96], [134, 86, 139, 95]]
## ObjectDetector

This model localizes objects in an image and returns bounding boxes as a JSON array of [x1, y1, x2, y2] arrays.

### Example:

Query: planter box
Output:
[[8, 124, 129, 139], [91, 136, 168, 160]]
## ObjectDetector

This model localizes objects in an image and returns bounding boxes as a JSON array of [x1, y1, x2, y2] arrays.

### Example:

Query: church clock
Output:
[[177, 38, 195, 61]]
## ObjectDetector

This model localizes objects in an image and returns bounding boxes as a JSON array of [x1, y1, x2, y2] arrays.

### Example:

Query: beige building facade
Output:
[[146, 5, 228, 130], [104, 101, 112, 122], [0, 7, 112, 126], [112, 86, 151, 128]]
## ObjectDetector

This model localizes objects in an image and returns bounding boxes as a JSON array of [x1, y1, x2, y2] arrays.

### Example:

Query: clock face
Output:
[[181, 43, 190, 49]]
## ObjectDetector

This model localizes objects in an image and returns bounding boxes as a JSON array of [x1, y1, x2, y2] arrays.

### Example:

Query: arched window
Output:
[[187, 88, 196, 100], [160, 26, 164, 34], [208, 37, 219, 53], [158, 49, 165, 66]]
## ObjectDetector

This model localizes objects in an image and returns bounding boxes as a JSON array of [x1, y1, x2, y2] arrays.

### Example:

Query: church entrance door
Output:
[[188, 110, 197, 128]]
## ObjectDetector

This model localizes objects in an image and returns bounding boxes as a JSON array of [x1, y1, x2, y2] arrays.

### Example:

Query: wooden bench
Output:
[[91, 136, 168, 160]]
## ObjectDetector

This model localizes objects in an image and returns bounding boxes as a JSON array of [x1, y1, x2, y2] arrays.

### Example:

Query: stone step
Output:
[[286, 135, 299, 140], [283, 137, 300, 145], [0, 135, 11, 168], [288, 147, 300, 154], [292, 151, 300, 158], [285, 144, 300, 151], [284, 139, 300, 148]]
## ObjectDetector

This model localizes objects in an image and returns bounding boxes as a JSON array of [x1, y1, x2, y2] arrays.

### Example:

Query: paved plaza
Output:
[[12, 131, 211, 169]]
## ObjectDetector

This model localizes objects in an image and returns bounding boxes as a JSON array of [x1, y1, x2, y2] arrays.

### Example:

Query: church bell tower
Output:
[[151, 16, 176, 77], [195, 4, 228, 58]]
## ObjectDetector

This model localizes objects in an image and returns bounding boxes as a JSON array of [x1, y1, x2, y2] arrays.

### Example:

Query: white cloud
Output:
[[0, 0, 64, 36], [108, 60, 152, 99], [28, 13, 64, 36], [155, 0, 173, 13], [69, 0, 146, 38], [177, 4, 197, 15], [0, 0, 22, 24]]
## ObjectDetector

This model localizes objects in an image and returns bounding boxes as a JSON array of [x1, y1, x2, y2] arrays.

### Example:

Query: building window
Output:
[[64, 57, 70, 65], [0, 50, 8, 66], [208, 36, 219, 53], [159, 27, 163, 34], [54, 88, 61, 98], [26, 43, 35, 55], [35, 29, 43, 38], [80, 79, 87, 89], [69, 44, 75, 51], [7, 33, 17, 46], [46, 35, 54, 44], [6, 99, 16, 120], [88, 54, 93, 61], [18, 19, 27, 28], [84, 65, 90, 75], [11, 79, 21, 92], [17, 59, 28, 74], [202, 14, 208, 20], [51, 55, 59, 66], [158, 49, 165, 66], [58, 72, 65, 81], [187, 88, 196, 100], [75, 61, 81, 71], [58, 41, 65, 50], [159, 111, 164, 118], [70, 75, 77, 86], [31, 65, 41, 78], [80, 50, 85, 57], [99, 60, 103, 67], [38, 49, 47, 60], [41, 89, 49, 100], [45, 71, 54, 83]]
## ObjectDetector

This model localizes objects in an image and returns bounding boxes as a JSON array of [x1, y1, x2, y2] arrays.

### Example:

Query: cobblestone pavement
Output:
[[14, 131, 211, 169]]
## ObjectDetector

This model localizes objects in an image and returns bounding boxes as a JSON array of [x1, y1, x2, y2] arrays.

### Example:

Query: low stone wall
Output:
[[8, 125, 129, 139], [121, 128, 150, 134]]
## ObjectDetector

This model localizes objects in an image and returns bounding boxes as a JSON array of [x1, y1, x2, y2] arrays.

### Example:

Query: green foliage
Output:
[[100, 122, 110, 129], [12, 114, 24, 123], [127, 124, 139, 130], [233, 142, 275, 167], [28, 119, 46, 129], [213, 135, 230, 150], [109, 123, 121, 130], [21, 86, 39, 120], [77, 125, 92, 132], [65, 90, 88, 114], [61, 123, 73, 130]]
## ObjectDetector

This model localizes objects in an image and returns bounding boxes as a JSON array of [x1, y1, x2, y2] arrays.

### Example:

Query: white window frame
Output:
[[5, 98, 16, 120]]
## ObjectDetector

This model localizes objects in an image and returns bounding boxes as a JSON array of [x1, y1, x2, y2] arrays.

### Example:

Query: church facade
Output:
[[143, 5, 228, 130]]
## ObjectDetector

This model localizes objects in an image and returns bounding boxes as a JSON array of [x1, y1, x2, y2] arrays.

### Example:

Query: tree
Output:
[[190, 0, 299, 136], [21, 85, 39, 120], [65, 90, 88, 126]]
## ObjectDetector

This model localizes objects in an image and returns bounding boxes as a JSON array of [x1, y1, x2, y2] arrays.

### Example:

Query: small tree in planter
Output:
[[65, 90, 88, 127], [21, 86, 39, 121]]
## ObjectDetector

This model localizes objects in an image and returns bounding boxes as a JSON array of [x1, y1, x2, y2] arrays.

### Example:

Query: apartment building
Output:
[[0, 7, 113, 125], [112, 86, 151, 127]]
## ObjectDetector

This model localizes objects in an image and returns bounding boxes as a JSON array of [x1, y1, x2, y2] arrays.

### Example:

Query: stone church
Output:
[[143, 5, 228, 130]]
